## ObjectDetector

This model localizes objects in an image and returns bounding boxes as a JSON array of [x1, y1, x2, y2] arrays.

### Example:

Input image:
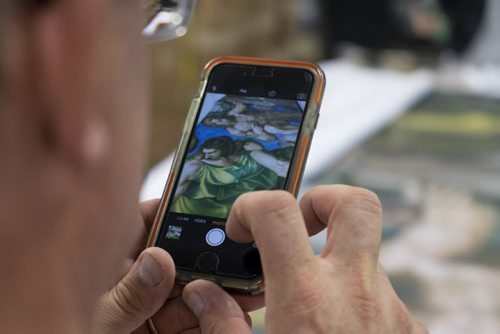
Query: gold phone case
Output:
[[147, 56, 325, 294]]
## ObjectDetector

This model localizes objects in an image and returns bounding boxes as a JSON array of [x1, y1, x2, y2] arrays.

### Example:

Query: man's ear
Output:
[[28, 0, 110, 169]]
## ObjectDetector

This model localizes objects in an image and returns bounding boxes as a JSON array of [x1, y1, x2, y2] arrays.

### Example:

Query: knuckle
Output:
[[237, 190, 297, 220], [348, 187, 382, 216], [391, 299, 415, 334], [350, 282, 416, 334], [275, 266, 328, 316], [353, 291, 381, 323], [110, 280, 148, 320], [331, 187, 383, 246], [345, 288, 386, 333], [255, 190, 296, 216]]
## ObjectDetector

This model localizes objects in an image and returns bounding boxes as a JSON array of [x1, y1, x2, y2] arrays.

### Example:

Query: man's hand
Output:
[[182, 185, 429, 333], [93, 200, 200, 334]]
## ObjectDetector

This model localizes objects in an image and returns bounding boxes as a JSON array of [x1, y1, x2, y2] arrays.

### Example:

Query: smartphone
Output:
[[147, 57, 325, 294]]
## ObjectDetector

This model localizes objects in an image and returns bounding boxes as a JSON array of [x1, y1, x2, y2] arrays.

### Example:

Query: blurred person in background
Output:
[[319, 0, 486, 60], [0, 0, 428, 333]]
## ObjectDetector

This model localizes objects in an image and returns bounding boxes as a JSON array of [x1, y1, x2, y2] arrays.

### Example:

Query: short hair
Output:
[[200, 136, 236, 157]]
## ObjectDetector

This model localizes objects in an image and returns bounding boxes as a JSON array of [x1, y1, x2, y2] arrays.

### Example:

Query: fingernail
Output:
[[137, 253, 164, 287], [185, 292, 204, 318]]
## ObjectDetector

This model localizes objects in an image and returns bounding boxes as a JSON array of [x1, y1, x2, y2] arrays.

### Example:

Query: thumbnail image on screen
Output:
[[169, 93, 307, 219]]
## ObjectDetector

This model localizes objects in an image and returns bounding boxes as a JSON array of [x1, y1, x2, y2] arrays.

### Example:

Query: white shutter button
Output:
[[206, 228, 226, 247]]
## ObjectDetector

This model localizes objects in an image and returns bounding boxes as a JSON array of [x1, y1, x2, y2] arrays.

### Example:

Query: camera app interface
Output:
[[157, 64, 314, 278], [172, 94, 305, 217]]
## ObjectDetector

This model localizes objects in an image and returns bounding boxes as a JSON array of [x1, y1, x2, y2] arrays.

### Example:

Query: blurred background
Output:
[[143, 0, 500, 333]]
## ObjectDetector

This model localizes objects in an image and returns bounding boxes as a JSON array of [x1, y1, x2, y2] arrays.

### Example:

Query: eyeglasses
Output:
[[142, 0, 197, 42]]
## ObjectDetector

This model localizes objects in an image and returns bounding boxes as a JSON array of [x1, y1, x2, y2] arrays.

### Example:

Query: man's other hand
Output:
[[183, 185, 428, 333]]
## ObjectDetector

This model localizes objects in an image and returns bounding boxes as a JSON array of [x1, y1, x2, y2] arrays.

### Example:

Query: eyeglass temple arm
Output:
[[143, 0, 181, 22]]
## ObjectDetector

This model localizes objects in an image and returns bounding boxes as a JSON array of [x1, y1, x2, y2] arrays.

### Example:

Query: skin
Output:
[[217, 186, 429, 333], [0, 0, 428, 333]]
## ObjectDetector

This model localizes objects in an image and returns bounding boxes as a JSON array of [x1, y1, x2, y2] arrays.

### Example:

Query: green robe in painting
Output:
[[171, 153, 284, 218]]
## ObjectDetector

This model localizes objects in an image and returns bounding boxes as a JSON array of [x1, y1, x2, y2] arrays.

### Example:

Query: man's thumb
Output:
[[183, 280, 252, 334], [94, 248, 175, 333]]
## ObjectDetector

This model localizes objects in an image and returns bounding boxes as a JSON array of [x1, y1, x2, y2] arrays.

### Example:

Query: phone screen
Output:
[[155, 63, 315, 279]]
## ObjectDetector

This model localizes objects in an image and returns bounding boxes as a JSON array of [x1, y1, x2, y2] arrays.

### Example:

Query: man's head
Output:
[[0, 0, 150, 328]]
